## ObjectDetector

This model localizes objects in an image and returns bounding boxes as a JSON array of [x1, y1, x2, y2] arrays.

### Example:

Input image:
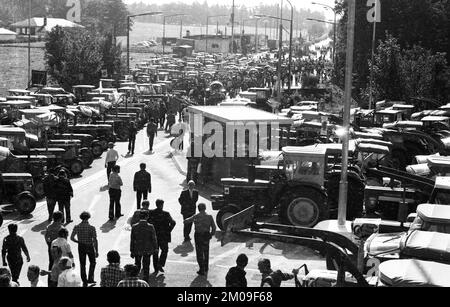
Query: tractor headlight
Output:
[[224, 187, 230, 195], [366, 197, 378, 210]]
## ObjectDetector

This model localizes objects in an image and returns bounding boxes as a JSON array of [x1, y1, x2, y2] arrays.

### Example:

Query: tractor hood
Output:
[[364, 232, 405, 257], [406, 163, 431, 177], [440, 136, 450, 150]]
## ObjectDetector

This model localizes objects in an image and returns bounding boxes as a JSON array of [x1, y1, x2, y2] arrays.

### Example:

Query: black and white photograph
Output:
[[0, 0, 449, 293]]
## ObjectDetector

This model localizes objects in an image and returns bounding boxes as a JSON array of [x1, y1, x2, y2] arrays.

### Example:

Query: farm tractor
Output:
[[211, 145, 366, 230]]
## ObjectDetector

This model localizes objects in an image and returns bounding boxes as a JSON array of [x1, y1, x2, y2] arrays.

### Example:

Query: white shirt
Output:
[[58, 269, 82, 287], [105, 149, 119, 164], [51, 238, 72, 259]]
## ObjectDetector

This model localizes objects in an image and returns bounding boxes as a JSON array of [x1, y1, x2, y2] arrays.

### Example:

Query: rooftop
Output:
[[10, 18, 83, 31]]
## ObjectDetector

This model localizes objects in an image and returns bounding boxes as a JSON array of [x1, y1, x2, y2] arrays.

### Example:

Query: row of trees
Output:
[[127, 1, 327, 39], [334, 0, 450, 104]]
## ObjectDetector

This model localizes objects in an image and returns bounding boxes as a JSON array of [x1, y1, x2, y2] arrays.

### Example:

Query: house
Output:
[[10, 17, 83, 37], [0, 28, 17, 41]]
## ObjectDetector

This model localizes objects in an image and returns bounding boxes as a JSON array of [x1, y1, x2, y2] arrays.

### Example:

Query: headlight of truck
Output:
[[365, 197, 378, 210], [24, 180, 33, 191], [224, 187, 229, 195]]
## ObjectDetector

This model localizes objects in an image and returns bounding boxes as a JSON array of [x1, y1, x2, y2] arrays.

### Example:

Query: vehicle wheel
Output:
[[69, 159, 84, 177], [91, 144, 103, 158], [279, 187, 328, 227], [216, 205, 240, 231], [33, 178, 45, 200], [16, 194, 36, 215], [99, 140, 109, 151], [117, 130, 129, 142], [80, 149, 94, 168], [327, 175, 365, 220]]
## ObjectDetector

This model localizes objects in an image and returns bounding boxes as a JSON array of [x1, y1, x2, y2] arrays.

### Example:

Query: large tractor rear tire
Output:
[[327, 175, 364, 220], [91, 144, 103, 158], [16, 194, 36, 215], [216, 205, 240, 231], [33, 178, 45, 200], [69, 159, 84, 177], [279, 187, 328, 228]]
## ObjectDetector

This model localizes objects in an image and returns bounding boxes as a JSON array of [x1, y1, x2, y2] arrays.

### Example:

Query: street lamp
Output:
[[311, 1, 338, 68], [206, 14, 227, 54], [163, 13, 187, 54], [285, 0, 294, 91], [127, 11, 163, 72]]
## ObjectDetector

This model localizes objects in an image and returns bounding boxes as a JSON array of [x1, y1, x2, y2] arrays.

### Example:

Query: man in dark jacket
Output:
[[159, 100, 167, 129], [54, 170, 73, 224], [43, 169, 57, 222], [178, 180, 199, 242], [146, 118, 158, 152], [149, 199, 176, 273], [127, 122, 138, 155], [2, 224, 30, 284], [130, 211, 158, 281], [133, 163, 152, 209], [226, 254, 248, 287]]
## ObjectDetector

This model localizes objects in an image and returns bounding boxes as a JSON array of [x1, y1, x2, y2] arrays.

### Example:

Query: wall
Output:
[[194, 38, 230, 54]]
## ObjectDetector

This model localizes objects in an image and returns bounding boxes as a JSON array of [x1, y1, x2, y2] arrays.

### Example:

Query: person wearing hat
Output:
[[70, 211, 98, 287], [54, 170, 73, 224], [127, 121, 137, 155], [105, 142, 119, 181], [178, 180, 199, 242], [146, 118, 158, 152]]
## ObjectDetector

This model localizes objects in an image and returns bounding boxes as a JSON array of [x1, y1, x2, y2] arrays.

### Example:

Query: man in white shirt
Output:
[[105, 142, 119, 181], [57, 257, 82, 287], [51, 228, 74, 262]]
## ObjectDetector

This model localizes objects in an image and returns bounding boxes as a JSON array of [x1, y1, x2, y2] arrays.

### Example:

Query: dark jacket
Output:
[[133, 170, 151, 192], [178, 189, 199, 216], [225, 266, 247, 287], [128, 126, 137, 139], [147, 122, 157, 137], [260, 270, 294, 287], [53, 177, 73, 202], [130, 209, 150, 227], [43, 173, 57, 199], [148, 209, 176, 242], [130, 220, 158, 255]]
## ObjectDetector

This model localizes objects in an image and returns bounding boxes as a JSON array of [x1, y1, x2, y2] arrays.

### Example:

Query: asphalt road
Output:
[[0, 125, 325, 287]]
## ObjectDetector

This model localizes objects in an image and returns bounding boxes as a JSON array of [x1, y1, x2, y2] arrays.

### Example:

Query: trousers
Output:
[[7, 256, 23, 282], [57, 200, 71, 222], [194, 232, 211, 273], [136, 190, 148, 209], [106, 161, 116, 180], [46, 198, 56, 220], [153, 240, 169, 268], [183, 213, 194, 240], [128, 137, 136, 154], [108, 189, 122, 219], [78, 244, 96, 284], [134, 253, 155, 280], [149, 135, 155, 151]]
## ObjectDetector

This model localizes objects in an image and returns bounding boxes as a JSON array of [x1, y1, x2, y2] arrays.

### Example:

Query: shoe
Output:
[[116, 214, 124, 218], [87, 280, 97, 284], [158, 267, 164, 273], [66, 219, 73, 224]]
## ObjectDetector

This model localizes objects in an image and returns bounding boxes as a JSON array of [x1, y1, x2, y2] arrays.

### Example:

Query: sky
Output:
[[123, 0, 337, 20]]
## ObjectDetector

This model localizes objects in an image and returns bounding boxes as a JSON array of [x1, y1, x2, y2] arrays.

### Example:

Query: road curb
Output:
[[169, 151, 187, 176]]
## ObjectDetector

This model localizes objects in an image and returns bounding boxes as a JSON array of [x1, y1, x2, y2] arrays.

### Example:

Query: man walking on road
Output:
[[45, 211, 64, 270], [130, 200, 151, 226], [108, 165, 124, 220], [70, 211, 98, 287], [147, 118, 158, 152], [258, 258, 297, 287], [43, 169, 57, 222], [184, 203, 216, 276], [130, 210, 158, 281], [133, 163, 152, 209], [149, 199, 176, 273], [128, 122, 137, 155], [1, 224, 31, 284], [226, 254, 248, 287], [54, 170, 73, 224], [105, 142, 119, 181], [178, 180, 199, 242]]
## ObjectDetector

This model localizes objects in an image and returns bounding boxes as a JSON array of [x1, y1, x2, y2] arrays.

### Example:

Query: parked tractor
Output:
[[212, 145, 365, 230]]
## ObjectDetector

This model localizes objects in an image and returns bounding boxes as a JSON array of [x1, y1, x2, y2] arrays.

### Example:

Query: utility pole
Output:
[[277, 0, 283, 102], [231, 0, 235, 53], [338, 0, 356, 226], [27, 0, 31, 88]]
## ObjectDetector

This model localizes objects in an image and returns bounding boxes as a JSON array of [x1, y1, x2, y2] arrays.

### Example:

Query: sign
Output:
[[65, 0, 82, 23], [366, 0, 381, 23]]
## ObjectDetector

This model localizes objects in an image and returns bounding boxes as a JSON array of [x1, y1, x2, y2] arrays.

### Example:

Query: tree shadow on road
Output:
[[31, 220, 50, 234], [173, 241, 194, 257], [100, 220, 117, 233], [189, 275, 212, 287]]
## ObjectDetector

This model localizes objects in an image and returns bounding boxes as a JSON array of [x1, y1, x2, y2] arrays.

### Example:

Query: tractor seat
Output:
[[401, 231, 450, 263]]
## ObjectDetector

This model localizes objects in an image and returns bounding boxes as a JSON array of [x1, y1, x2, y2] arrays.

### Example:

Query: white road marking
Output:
[[87, 194, 102, 215], [112, 203, 137, 250], [209, 244, 243, 265]]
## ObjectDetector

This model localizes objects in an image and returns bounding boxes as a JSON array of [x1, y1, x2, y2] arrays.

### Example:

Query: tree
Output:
[[45, 27, 104, 89], [334, 0, 450, 103], [82, 0, 130, 36]]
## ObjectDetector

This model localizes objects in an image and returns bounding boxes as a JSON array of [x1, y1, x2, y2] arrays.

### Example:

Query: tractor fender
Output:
[[278, 182, 327, 202], [80, 147, 91, 154], [16, 191, 35, 199], [327, 169, 363, 182]]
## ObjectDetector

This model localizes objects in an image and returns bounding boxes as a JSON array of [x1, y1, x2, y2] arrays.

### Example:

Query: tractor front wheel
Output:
[[216, 205, 240, 231], [279, 187, 328, 228], [69, 159, 84, 177], [16, 194, 36, 215]]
